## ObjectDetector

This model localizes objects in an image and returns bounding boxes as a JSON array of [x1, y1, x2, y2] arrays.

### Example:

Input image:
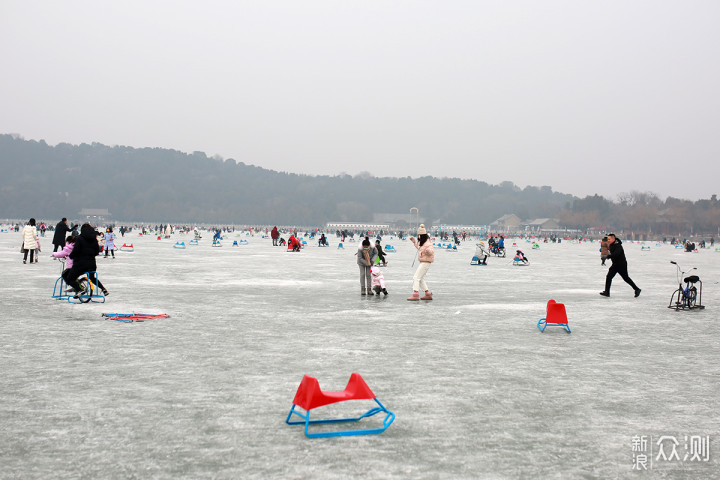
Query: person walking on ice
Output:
[[104, 227, 116, 258], [52, 217, 70, 253], [408, 224, 434, 301], [600, 233, 641, 298], [21, 218, 39, 264]]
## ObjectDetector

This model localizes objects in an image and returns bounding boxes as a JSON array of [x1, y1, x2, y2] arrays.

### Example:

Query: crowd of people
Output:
[[25, 216, 709, 303], [20, 217, 110, 299]]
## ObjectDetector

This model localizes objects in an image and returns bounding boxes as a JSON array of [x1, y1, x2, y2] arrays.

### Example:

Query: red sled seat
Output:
[[537, 299, 571, 333], [286, 373, 395, 438]]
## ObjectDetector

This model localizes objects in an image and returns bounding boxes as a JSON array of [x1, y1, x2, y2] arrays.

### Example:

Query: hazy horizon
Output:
[[2, 1, 719, 201]]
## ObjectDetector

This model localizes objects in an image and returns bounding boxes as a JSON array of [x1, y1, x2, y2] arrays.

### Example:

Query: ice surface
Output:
[[1, 231, 718, 479]]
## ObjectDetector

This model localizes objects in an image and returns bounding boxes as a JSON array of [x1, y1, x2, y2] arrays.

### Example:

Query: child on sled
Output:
[[371, 265, 389, 296]]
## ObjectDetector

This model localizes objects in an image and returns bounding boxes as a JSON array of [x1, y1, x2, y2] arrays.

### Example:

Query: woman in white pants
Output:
[[408, 224, 435, 301]]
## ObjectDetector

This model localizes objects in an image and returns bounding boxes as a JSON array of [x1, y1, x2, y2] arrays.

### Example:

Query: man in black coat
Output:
[[63, 223, 108, 297], [52, 218, 70, 252], [600, 233, 641, 298]]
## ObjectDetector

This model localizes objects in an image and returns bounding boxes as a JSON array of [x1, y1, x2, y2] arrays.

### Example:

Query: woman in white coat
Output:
[[22, 218, 39, 264]]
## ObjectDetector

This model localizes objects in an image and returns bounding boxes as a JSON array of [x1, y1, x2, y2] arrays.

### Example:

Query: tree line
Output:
[[1, 134, 717, 234], [557, 192, 720, 236], [0, 135, 571, 225]]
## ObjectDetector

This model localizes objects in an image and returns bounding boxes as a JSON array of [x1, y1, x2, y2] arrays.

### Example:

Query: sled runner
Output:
[[286, 373, 395, 438]]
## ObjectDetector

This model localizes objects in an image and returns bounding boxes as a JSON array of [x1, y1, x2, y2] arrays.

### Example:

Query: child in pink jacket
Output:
[[52, 235, 76, 280], [408, 224, 434, 301], [370, 265, 388, 296]]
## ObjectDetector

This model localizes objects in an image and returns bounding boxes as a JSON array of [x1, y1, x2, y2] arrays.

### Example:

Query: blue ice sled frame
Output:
[[66, 271, 106, 304], [52, 275, 72, 300], [286, 399, 395, 438], [537, 317, 571, 333]]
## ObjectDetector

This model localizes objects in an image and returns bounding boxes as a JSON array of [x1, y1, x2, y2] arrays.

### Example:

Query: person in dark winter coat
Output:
[[63, 223, 108, 297], [318, 233, 328, 246], [271, 226, 280, 246], [600, 234, 641, 298], [375, 240, 387, 266], [52, 218, 70, 252]]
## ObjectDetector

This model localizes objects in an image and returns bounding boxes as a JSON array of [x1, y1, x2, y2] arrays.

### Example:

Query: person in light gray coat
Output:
[[356, 237, 378, 296]]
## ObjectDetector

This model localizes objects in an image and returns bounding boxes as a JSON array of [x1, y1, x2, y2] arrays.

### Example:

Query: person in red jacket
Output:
[[288, 234, 301, 252], [271, 226, 280, 246]]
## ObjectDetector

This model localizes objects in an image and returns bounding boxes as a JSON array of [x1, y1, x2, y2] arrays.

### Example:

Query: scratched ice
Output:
[[1, 229, 718, 479]]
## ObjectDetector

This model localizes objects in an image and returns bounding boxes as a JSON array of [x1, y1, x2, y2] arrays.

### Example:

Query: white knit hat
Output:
[[417, 224, 427, 235]]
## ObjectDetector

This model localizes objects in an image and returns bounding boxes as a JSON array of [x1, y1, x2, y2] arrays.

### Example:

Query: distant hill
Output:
[[0, 134, 575, 225]]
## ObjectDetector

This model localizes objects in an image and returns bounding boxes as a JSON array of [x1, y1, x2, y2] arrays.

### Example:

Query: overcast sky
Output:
[[2, 1, 719, 201]]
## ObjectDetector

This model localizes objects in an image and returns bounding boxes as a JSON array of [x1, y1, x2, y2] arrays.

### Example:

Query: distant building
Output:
[[489, 214, 523, 232], [372, 213, 425, 228], [326, 222, 389, 231], [79, 208, 111, 223], [525, 218, 560, 232], [433, 225, 486, 234]]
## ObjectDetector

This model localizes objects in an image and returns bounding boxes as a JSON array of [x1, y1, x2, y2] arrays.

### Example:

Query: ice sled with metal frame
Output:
[[286, 373, 395, 438], [470, 255, 487, 265], [52, 274, 72, 300], [55, 271, 106, 304], [537, 299, 570, 333], [70, 271, 106, 304], [513, 253, 529, 266], [51, 258, 72, 300]]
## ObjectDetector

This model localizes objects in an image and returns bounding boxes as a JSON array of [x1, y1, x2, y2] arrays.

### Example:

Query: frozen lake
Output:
[[1, 229, 718, 479]]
